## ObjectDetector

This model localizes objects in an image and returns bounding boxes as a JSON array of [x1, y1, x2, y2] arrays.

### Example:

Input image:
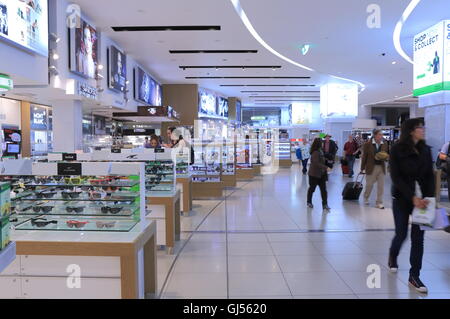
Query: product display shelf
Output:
[[274, 141, 293, 167], [221, 141, 237, 187], [191, 140, 224, 199], [174, 152, 192, 214]]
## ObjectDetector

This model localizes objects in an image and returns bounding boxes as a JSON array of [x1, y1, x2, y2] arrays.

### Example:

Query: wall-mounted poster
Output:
[[0, 0, 48, 56], [198, 88, 217, 117], [108, 45, 127, 92], [69, 17, 98, 79], [134, 67, 162, 106], [217, 97, 229, 118]]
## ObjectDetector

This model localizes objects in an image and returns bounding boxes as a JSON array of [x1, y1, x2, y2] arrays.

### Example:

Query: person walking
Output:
[[388, 118, 435, 293], [296, 139, 311, 175], [307, 138, 330, 212], [438, 141, 450, 201], [344, 135, 358, 178], [361, 129, 389, 209], [323, 134, 338, 169]]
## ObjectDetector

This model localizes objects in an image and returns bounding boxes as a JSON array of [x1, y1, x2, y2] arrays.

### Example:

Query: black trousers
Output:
[[301, 159, 309, 174], [307, 175, 328, 206], [389, 198, 425, 277]]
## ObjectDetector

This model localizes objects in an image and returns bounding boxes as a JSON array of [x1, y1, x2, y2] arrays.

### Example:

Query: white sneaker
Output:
[[376, 204, 385, 209]]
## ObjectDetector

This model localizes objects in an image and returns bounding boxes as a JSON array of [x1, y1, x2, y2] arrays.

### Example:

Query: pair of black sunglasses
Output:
[[31, 218, 57, 227], [101, 206, 123, 214]]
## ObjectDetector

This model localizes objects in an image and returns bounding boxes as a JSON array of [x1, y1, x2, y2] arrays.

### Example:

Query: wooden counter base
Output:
[[177, 177, 193, 214], [12, 221, 157, 299], [221, 174, 237, 187], [192, 181, 224, 199], [236, 168, 254, 180], [146, 191, 181, 254], [279, 159, 293, 167]]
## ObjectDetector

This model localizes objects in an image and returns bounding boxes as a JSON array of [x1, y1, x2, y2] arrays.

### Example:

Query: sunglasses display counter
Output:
[[5, 176, 141, 232], [174, 152, 193, 215], [221, 141, 237, 187], [0, 162, 159, 299]]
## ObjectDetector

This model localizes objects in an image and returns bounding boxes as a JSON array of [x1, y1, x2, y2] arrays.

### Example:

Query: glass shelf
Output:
[[15, 217, 138, 232], [13, 191, 138, 202], [13, 202, 139, 217]]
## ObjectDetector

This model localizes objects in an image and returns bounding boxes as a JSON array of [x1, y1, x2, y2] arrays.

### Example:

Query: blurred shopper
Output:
[[149, 135, 161, 149], [143, 137, 151, 149], [344, 135, 358, 178], [388, 118, 434, 293], [361, 129, 389, 209], [162, 127, 176, 148], [438, 141, 450, 201], [307, 138, 330, 212], [296, 139, 311, 175], [323, 134, 338, 169]]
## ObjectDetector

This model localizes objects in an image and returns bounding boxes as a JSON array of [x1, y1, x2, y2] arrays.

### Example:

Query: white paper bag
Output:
[[412, 197, 436, 227]]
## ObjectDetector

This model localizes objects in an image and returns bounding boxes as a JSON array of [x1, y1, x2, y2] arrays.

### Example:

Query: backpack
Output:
[[296, 148, 302, 160]]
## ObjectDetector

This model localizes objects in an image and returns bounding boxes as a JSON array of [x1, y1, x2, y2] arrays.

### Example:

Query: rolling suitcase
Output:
[[342, 173, 364, 200]]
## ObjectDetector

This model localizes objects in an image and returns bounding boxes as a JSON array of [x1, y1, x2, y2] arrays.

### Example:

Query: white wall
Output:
[[0, 98, 21, 129]]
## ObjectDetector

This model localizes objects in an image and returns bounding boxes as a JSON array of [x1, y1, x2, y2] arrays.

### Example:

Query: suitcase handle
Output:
[[355, 173, 365, 184]]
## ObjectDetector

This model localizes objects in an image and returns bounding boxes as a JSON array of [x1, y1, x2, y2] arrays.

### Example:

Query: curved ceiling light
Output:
[[393, 0, 422, 64], [229, 0, 365, 91]]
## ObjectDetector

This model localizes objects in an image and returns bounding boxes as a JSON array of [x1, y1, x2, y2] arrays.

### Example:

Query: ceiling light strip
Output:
[[393, 0, 421, 65], [229, 0, 365, 91]]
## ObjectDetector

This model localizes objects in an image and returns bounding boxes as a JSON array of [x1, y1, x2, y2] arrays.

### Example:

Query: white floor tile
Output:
[[293, 294, 358, 299], [173, 256, 227, 273], [228, 242, 273, 256], [276, 255, 335, 273], [180, 242, 227, 256], [284, 272, 353, 296], [324, 254, 380, 272], [312, 241, 365, 255], [164, 273, 227, 298], [337, 270, 410, 294], [266, 232, 311, 242], [228, 255, 281, 273], [228, 273, 291, 296], [270, 242, 320, 256], [227, 233, 268, 242], [356, 293, 421, 299]]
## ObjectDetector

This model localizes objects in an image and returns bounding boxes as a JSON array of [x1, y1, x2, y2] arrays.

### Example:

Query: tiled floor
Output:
[[157, 163, 450, 299]]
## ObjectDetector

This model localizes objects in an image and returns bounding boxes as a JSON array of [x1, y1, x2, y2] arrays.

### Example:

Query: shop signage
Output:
[[30, 106, 47, 130], [413, 20, 450, 96], [251, 116, 266, 121], [0, 74, 13, 92], [62, 153, 77, 161], [57, 163, 82, 176], [77, 81, 98, 100]]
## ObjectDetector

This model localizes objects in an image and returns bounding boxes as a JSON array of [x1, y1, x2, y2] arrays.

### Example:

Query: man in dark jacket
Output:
[[361, 129, 389, 209], [322, 134, 338, 169]]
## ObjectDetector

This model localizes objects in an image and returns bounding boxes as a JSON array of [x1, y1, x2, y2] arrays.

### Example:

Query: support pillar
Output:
[[419, 92, 450, 155], [51, 100, 83, 152]]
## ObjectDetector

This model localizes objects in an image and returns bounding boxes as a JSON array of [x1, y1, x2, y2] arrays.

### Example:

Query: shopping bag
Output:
[[419, 208, 449, 231], [412, 197, 436, 227]]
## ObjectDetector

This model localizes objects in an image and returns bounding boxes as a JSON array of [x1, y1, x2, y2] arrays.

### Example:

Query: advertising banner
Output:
[[413, 21, 445, 96], [0, 0, 48, 56]]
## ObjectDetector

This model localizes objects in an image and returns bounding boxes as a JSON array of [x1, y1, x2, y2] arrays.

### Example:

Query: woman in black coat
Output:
[[307, 138, 330, 212], [388, 118, 435, 294]]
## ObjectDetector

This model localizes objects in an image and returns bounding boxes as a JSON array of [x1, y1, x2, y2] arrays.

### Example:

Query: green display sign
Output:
[[0, 74, 13, 92]]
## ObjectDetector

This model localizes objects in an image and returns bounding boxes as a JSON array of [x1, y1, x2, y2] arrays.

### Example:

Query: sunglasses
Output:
[[100, 206, 123, 214], [96, 221, 116, 229], [62, 191, 81, 199], [16, 205, 33, 212], [36, 192, 57, 199], [64, 177, 82, 185], [31, 218, 58, 227], [65, 206, 84, 213], [66, 220, 88, 228], [32, 206, 54, 213], [90, 191, 107, 200]]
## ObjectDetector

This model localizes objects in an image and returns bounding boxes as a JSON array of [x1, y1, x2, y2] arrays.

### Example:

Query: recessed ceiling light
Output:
[[392, 61, 397, 65]]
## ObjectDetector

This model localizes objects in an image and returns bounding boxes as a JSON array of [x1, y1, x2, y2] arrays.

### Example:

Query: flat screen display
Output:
[[69, 17, 98, 79], [217, 97, 228, 118], [108, 45, 127, 92], [3, 128, 21, 142], [7, 143, 19, 153], [198, 88, 217, 117], [0, 0, 48, 56], [291, 102, 312, 125], [134, 67, 162, 106]]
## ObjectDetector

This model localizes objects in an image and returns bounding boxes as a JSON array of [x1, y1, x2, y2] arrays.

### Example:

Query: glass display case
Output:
[[274, 142, 292, 160], [236, 140, 252, 169], [222, 142, 235, 176], [191, 140, 223, 182], [4, 175, 141, 232], [145, 160, 176, 196]]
